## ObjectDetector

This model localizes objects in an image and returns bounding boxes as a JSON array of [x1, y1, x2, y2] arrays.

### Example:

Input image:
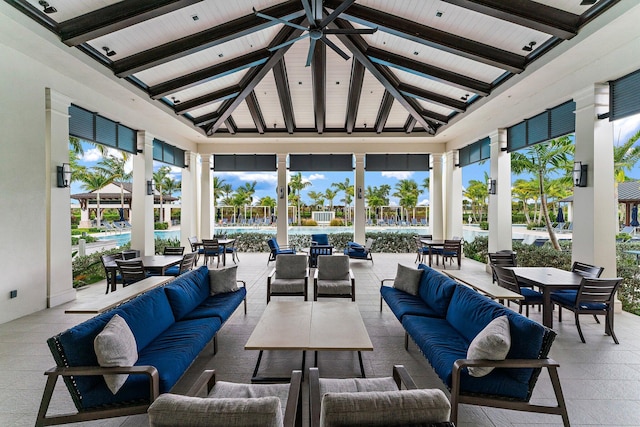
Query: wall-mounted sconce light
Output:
[[487, 178, 497, 195], [454, 150, 460, 167], [147, 180, 156, 195], [56, 163, 71, 188], [573, 161, 588, 187], [500, 140, 508, 152], [357, 186, 363, 199], [279, 186, 285, 199]]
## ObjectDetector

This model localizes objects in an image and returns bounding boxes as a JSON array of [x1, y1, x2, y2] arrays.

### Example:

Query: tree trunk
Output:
[[522, 201, 531, 224], [539, 170, 560, 250]]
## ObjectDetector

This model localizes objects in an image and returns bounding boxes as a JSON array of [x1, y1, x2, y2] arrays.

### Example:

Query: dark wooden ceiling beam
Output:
[[148, 51, 269, 99], [367, 47, 491, 96], [224, 117, 237, 134], [345, 60, 365, 133], [112, 1, 305, 77], [174, 86, 240, 114], [403, 116, 417, 134], [312, 40, 326, 134], [398, 83, 466, 113], [59, 0, 203, 46], [324, 0, 525, 73], [329, 19, 436, 134], [272, 60, 296, 134], [205, 20, 307, 135], [441, 0, 579, 39], [245, 91, 266, 134], [374, 90, 394, 134]]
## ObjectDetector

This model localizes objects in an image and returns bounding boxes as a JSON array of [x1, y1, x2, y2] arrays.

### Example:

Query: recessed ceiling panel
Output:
[[188, 100, 224, 119], [231, 100, 256, 129], [356, 70, 385, 129], [284, 39, 314, 128], [254, 70, 285, 129], [325, 37, 352, 128]]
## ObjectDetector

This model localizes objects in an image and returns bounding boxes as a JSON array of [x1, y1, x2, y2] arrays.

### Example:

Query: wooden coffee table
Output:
[[245, 301, 373, 382]]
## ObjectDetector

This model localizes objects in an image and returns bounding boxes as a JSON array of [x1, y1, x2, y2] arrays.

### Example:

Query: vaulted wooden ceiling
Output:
[[9, 0, 618, 138]]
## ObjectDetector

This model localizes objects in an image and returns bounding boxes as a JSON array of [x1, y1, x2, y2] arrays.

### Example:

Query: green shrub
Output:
[[154, 237, 181, 254], [301, 219, 318, 226], [329, 218, 344, 226], [71, 244, 130, 288], [617, 233, 632, 242], [479, 221, 489, 230], [154, 222, 169, 230], [71, 235, 98, 245]]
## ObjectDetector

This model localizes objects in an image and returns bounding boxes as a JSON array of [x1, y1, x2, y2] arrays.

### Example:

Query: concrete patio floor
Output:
[[1, 251, 639, 426]]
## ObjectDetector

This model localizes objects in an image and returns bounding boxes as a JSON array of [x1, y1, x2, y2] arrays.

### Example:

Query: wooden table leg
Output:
[[543, 288, 553, 328]]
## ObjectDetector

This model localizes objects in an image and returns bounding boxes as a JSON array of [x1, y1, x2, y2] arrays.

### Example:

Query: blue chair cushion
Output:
[[277, 248, 296, 255], [163, 267, 210, 320], [551, 291, 607, 310], [164, 265, 180, 276], [344, 248, 369, 258], [347, 242, 365, 252], [380, 286, 443, 321], [402, 315, 531, 400], [520, 287, 543, 303], [312, 234, 329, 245], [182, 288, 247, 323], [416, 265, 456, 317]]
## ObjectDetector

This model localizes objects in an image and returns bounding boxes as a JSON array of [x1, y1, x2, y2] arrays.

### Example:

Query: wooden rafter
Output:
[[345, 60, 365, 133], [245, 91, 266, 134], [441, 0, 579, 39], [404, 116, 417, 134], [272, 60, 296, 134], [225, 117, 237, 134], [312, 40, 326, 134], [112, 1, 305, 77], [174, 86, 240, 115], [399, 83, 467, 113], [59, 0, 203, 46], [325, 0, 525, 73], [374, 91, 394, 134]]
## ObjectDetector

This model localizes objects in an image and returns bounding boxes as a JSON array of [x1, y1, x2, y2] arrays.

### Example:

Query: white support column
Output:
[[573, 85, 617, 281], [276, 153, 288, 244], [488, 129, 512, 253], [200, 155, 213, 239], [430, 154, 444, 240], [45, 88, 75, 307], [79, 206, 91, 229], [131, 132, 155, 255], [180, 151, 197, 247], [354, 153, 366, 244], [444, 151, 463, 240]]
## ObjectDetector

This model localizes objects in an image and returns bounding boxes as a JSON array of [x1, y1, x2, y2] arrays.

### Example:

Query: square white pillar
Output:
[[429, 154, 444, 240], [444, 151, 463, 240], [277, 153, 288, 244], [354, 153, 366, 243], [131, 132, 155, 255], [45, 88, 75, 307], [200, 155, 213, 239], [180, 151, 198, 247], [573, 84, 617, 277], [488, 129, 512, 252]]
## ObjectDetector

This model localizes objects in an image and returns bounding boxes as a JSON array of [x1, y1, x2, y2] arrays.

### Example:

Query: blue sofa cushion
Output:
[[164, 267, 210, 320], [417, 264, 456, 317], [402, 315, 531, 400], [312, 234, 329, 245], [344, 248, 368, 258], [445, 285, 546, 385], [183, 288, 247, 323], [78, 316, 222, 409], [116, 287, 175, 352], [380, 286, 443, 321]]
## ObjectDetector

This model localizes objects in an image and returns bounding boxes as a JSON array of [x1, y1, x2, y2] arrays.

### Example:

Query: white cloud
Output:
[[308, 173, 325, 181], [82, 148, 102, 162], [216, 171, 277, 184], [418, 199, 430, 206], [382, 171, 413, 180]]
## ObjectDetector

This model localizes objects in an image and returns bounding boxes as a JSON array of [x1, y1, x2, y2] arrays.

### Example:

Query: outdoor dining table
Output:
[[104, 255, 183, 292], [506, 267, 584, 329], [193, 238, 237, 267], [419, 239, 445, 267]]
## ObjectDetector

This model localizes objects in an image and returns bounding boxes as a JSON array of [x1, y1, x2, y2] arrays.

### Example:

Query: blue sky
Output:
[[71, 113, 640, 206]]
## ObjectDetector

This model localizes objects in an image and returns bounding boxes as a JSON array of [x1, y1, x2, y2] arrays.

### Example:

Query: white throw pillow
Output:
[[94, 314, 138, 394], [466, 315, 511, 377], [392, 264, 423, 296], [209, 265, 239, 295]]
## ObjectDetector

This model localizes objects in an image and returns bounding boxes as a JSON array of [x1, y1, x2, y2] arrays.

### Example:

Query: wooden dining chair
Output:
[[488, 252, 518, 283], [163, 246, 185, 255], [551, 277, 623, 344], [115, 259, 147, 286], [492, 265, 542, 317], [201, 239, 222, 267], [100, 253, 123, 294], [442, 240, 462, 269]]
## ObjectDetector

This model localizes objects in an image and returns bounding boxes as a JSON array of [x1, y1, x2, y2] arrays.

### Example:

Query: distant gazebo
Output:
[[560, 181, 640, 227]]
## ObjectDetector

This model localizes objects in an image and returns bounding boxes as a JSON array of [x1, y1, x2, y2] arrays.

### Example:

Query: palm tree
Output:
[[365, 185, 390, 220], [324, 188, 337, 211], [393, 179, 420, 221], [213, 176, 226, 221], [219, 183, 234, 221], [258, 196, 277, 219], [95, 152, 131, 218], [306, 190, 325, 210], [613, 130, 640, 222], [79, 170, 113, 225], [464, 179, 488, 223], [289, 172, 311, 225], [332, 178, 353, 222], [153, 166, 171, 223], [512, 179, 538, 225], [236, 181, 257, 219], [511, 136, 574, 250]]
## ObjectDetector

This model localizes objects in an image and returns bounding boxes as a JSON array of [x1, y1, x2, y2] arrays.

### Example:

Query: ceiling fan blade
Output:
[[321, 36, 350, 61], [324, 27, 378, 35], [268, 33, 310, 52], [253, 8, 308, 31], [319, 0, 356, 28], [305, 38, 317, 67], [300, 0, 315, 23]]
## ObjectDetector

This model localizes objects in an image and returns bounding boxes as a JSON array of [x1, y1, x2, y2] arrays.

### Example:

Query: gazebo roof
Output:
[[71, 181, 177, 205], [560, 181, 640, 204]]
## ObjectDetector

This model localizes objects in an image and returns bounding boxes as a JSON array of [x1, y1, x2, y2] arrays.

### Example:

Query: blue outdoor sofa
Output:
[[380, 264, 569, 426], [36, 266, 246, 426]]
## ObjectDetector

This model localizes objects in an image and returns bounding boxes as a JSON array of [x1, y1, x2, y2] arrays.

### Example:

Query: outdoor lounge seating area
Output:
[[5, 252, 640, 426]]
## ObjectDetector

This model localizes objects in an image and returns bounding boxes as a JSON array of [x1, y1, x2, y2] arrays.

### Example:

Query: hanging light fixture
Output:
[[56, 163, 71, 188]]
